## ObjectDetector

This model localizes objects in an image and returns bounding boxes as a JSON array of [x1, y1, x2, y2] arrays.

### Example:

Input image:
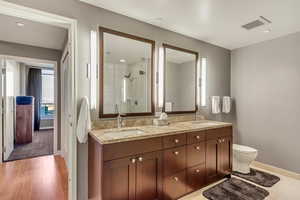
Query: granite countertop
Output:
[[89, 120, 232, 145]]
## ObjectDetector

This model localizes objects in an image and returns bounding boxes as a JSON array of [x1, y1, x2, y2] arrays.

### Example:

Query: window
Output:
[[41, 69, 54, 119]]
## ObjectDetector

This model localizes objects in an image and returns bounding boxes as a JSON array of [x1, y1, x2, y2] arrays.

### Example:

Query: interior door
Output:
[[61, 50, 71, 164]]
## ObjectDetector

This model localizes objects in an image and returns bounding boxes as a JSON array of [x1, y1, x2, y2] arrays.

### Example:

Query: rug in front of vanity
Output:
[[233, 168, 280, 187], [203, 177, 269, 200]]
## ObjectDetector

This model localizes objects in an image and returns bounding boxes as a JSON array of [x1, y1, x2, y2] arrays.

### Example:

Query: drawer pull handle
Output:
[[138, 157, 143, 162], [196, 135, 201, 139], [174, 139, 179, 143], [130, 158, 136, 164], [195, 146, 200, 150], [195, 169, 200, 173], [174, 151, 180, 155], [174, 177, 179, 181]]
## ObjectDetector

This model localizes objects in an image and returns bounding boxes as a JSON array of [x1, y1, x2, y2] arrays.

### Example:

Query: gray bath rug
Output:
[[203, 178, 269, 200], [233, 168, 280, 187]]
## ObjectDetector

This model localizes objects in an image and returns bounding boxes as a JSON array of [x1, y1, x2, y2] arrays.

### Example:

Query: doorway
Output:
[[0, 57, 58, 161]]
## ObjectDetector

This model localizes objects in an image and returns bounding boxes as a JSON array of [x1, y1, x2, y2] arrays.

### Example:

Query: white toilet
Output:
[[233, 144, 258, 174]]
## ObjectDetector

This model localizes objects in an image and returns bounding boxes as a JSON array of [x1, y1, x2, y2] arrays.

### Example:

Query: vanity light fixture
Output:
[[90, 30, 97, 109], [200, 58, 207, 107], [16, 22, 25, 27], [158, 47, 164, 108], [120, 59, 126, 63], [123, 78, 127, 103]]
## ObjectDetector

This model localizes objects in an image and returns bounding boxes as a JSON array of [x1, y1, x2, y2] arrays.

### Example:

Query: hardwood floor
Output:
[[0, 155, 68, 200]]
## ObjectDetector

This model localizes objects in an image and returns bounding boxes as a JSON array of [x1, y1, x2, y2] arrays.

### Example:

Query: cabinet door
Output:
[[218, 136, 232, 176], [136, 151, 163, 200], [206, 139, 218, 183], [103, 157, 136, 200]]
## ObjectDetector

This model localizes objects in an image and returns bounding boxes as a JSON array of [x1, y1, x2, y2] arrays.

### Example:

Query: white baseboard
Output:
[[251, 161, 300, 180]]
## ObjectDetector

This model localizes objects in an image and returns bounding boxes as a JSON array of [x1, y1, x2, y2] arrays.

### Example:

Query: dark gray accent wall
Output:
[[231, 32, 300, 174], [3, 0, 231, 199], [0, 40, 62, 150]]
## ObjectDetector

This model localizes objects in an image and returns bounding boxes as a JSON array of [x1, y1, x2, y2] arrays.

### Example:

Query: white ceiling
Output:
[[0, 14, 68, 50], [80, 0, 300, 50]]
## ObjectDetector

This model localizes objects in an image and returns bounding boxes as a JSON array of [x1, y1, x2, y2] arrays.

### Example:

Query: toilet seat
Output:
[[233, 144, 257, 154]]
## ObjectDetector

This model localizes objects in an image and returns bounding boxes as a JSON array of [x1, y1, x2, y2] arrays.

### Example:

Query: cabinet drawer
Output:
[[187, 142, 205, 168], [187, 131, 206, 144], [163, 170, 186, 200], [163, 133, 186, 149], [163, 146, 186, 176], [187, 164, 206, 193], [103, 137, 162, 161], [206, 127, 232, 140]]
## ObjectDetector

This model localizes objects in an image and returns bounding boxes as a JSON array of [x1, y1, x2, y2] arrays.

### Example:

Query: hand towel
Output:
[[211, 96, 220, 114], [222, 96, 231, 114], [76, 96, 91, 143]]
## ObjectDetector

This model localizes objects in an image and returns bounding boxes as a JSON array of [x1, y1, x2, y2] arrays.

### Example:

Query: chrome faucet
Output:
[[115, 104, 125, 128], [117, 113, 124, 128]]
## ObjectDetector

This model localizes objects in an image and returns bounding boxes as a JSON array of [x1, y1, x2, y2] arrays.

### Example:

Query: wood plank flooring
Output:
[[0, 155, 68, 200]]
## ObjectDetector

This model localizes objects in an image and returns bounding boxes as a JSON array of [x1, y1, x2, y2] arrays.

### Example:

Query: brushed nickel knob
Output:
[[174, 177, 179, 181], [174, 151, 180, 155], [138, 157, 143, 162], [218, 139, 222, 143], [130, 158, 136, 164], [174, 139, 179, 143], [222, 139, 225, 142], [196, 135, 201, 139], [195, 169, 200, 173], [195, 146, 200, 150]]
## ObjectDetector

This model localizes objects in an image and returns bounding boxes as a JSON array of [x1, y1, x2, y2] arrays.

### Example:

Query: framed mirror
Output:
[[99, 27, 155, 118], [163, 44, 198, 114]]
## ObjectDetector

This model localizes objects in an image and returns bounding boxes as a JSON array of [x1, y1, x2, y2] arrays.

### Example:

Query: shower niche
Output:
[[99, 27, 155, 117]]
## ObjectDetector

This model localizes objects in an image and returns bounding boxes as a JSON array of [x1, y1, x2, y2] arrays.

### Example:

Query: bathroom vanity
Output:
[[88, 121, 232, 200]]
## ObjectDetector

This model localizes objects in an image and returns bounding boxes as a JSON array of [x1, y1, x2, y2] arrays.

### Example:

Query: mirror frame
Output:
[[99, 27, 155, 118], [162, 43, 199, 114]]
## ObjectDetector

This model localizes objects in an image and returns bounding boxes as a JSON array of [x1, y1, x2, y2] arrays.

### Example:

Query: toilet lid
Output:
[[233, 144, 257, 153]]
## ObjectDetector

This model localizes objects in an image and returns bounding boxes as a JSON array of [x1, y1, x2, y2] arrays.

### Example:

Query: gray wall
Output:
[[3, 0, 231, 199], [231, 32, 300, 174], [0, 40, 63, 149]]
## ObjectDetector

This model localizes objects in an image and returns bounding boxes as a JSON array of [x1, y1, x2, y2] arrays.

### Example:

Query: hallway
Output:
[[0, 155, 68, 200]]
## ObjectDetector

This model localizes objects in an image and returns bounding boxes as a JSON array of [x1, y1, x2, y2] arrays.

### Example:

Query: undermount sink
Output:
[[103, 129, 145, 138]]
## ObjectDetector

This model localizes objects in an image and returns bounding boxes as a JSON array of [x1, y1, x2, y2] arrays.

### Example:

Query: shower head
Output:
[[124, 73, 131, 78]]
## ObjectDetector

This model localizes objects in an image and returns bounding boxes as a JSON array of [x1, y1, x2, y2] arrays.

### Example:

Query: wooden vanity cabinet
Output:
[[89, 126, 232, 200], [206, 127, 232, 184]]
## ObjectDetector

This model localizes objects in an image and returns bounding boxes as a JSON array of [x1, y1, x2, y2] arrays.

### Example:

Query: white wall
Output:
[[231, 31, 300, 174], [3, 0, 231, 199]]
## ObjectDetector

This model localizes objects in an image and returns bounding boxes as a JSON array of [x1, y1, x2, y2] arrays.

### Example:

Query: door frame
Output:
[[0, 1, 78, 200], [0, 55, 59, 156]]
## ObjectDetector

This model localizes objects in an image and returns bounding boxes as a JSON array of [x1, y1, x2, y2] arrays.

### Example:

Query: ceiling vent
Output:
[[242, 16, 272, 30]]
